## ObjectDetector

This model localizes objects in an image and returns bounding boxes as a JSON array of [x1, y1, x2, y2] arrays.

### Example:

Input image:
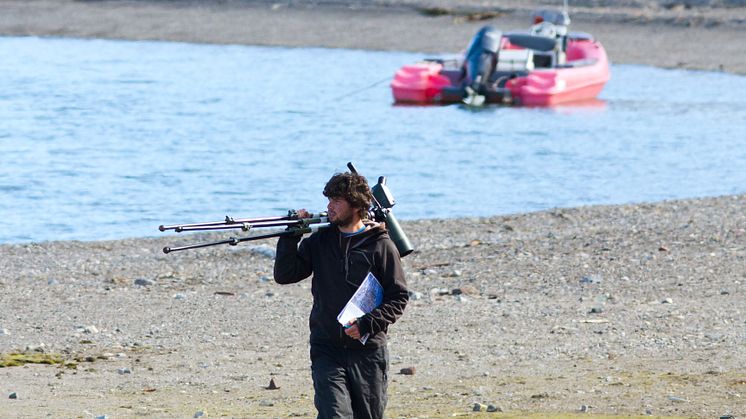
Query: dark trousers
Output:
[[310, 343, 389, 419]]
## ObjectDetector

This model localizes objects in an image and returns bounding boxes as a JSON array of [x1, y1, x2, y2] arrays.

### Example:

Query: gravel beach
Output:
[[2, 195, 744, 417], [2, 1, 745, 417]]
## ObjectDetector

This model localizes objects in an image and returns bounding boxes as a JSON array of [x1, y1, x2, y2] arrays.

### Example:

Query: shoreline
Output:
[[2, 0, 746, 74]]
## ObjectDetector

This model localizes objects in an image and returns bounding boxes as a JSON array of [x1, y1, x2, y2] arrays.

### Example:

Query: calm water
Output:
[[1, 36, 745, 243]]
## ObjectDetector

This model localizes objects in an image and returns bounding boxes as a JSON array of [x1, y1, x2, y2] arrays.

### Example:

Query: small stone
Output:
[[662, 298, 673, 304], [408, 291, 423, 300], [9, 392, 17, 399], [84, 325, 99, 334], [580, 405, 589, 412], [400, 367, 416, 375], [589, 307, 604, 314], [118, 367, 132, 374], [453, 285, 479, 296], [134, 278, 154, 287], [47, 278, 60, 285], [472, 402, 483, 412], [193, 411, 205, 418], [580, 275, 602, 284], [26, 344, 45, 353], [259, 400, 274, 406], [174, 293, 186, 300], [486, 404, 502, 412], [668, 395, 687, 402], [658, 245, 669, 252], [266, 378, 280, 390], [0, 328, 8, 336], [95, 416, 108, 419]]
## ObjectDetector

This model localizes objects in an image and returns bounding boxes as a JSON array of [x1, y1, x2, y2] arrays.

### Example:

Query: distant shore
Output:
[[1, 0, 746, 74]]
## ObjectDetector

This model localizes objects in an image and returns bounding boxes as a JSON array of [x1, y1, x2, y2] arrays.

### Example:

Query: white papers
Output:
[[337, 272, 384, 345]]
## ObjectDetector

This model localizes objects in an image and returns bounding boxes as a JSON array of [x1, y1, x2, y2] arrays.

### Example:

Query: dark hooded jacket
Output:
[[274, 221, 408, 349]]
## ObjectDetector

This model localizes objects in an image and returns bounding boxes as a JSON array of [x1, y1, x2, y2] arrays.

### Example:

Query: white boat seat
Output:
[[497, 49, 535, 71]]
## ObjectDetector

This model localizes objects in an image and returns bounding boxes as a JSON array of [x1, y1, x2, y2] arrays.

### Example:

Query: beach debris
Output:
[[658, 245, 669, 251], [8, 392, 17, 399], [668, 395, 688, 402], [400, 367, 416, 375], [531, 392, 549, 399], [214, 291, 235, 296], [266, 378, 280, 390], [94, 415, 108, 419], [134, 278, 154, 287]]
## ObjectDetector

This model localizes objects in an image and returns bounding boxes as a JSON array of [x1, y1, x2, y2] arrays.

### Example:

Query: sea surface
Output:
[[1, 36, 745, 243]]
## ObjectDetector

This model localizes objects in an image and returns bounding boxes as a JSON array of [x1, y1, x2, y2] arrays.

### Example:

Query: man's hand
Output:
[[344, 320, 361, 340], [295, 209, 311, 219]]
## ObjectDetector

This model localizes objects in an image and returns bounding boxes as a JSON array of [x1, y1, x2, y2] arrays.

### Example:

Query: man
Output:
[[274, 171, 409, 419]]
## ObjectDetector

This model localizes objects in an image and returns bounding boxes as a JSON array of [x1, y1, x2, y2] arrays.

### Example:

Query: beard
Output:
[[330, 211, 355, 228]]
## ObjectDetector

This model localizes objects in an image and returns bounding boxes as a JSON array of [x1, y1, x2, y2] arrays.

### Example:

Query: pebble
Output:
[[84, 325, 99, 334], [0, 328, 8, 336], [9, 392, 17, 399], [134, 278, 154, 287], [662, 298, 674, 304], [400, 367, 416, 375], [472, 402, 483, 412], [174, 293, 186, 300], [118, 367, 132, 374], [408, 291, 423, 300], [47, 278, 60, 285], [486, 404, 502, 412], [668, 395, 687, 402], [580, 274, 602, 284], [193, 411, 205, 418]]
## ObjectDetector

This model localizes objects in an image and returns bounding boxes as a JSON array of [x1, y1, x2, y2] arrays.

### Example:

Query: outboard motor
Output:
[[461, 26, 502, 105]]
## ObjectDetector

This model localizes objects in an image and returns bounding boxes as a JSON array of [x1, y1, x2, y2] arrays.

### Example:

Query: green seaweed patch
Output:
[[0, 352, 64, 368]]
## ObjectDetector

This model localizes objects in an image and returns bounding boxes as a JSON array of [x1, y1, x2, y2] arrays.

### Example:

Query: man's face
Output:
[[327, 197, 356, 227]]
